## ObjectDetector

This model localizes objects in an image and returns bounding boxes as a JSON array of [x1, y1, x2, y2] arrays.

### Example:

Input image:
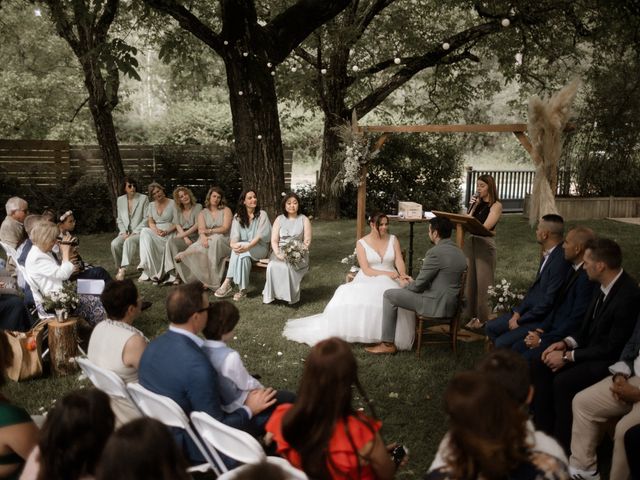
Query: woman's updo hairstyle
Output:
[[367, 212, 388, 230]]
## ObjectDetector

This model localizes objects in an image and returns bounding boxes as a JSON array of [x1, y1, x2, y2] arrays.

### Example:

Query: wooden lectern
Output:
[[431, 211, 494, 249]]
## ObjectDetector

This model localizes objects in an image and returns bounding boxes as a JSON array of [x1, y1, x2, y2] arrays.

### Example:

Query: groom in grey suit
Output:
[[366, 217, 467, 354]]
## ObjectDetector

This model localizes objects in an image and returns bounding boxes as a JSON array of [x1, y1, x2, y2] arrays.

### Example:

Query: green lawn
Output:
[[5, 215, 640, 478]]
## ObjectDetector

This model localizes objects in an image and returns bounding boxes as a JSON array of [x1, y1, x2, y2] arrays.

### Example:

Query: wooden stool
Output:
[[48, 317, 80, 376]]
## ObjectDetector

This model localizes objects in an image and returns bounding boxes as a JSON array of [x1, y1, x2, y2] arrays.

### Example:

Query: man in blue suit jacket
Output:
[[486, 214, 572, 348], [138, 282, 276, 464], [513, 226, 599, 360]]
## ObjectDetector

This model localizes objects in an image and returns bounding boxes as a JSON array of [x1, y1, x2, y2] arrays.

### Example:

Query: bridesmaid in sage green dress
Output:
[[174, 187, 233, 289], [263, 192, 312, 305], [215, 189, 271, 301], [138, 182, 176, 283], [163, 186, 202, 284]]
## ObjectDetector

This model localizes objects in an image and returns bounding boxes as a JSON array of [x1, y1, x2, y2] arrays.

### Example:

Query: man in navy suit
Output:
[[530, 238, 640, 453], [138, 282, 276, 464], [513, 226, 599, 360], [486, 214, 572, 348]]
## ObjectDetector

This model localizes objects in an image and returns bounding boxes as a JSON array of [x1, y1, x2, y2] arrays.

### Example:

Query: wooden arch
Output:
[[353, 121, 540, 239]]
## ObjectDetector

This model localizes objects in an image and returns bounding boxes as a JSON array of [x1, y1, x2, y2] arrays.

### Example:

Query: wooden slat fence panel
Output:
[[0, 140, 70, 187]]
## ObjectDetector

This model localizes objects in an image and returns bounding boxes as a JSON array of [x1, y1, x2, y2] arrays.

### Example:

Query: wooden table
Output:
[[388, 215, 430, 277]]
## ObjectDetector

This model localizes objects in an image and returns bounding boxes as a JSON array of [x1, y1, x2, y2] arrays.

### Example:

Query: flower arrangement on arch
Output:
[[42, 281, 79, 314], [487, 279, 525, 313], [334, 122, 380, 189], [281, 239, 308, 269]]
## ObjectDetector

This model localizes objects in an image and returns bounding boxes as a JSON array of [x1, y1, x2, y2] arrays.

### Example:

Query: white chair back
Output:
[[126, 383, 225, 475], [76, 357, 141, 408], [190, 410, 265, 463], [190, 411, 308, 480]]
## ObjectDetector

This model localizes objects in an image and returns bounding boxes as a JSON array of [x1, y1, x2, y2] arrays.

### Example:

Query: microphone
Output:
[[467, 190, 480, 214]]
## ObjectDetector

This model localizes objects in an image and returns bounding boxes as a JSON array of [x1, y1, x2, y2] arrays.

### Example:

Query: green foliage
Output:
[[366, 135, 463, 214], [22, 176, 115, 234]]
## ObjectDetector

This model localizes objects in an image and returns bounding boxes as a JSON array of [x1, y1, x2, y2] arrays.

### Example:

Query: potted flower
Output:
[[487, 279, 525, 315]]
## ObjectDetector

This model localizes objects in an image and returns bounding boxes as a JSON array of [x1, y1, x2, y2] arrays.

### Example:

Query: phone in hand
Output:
[[391, 445, 408, 466]]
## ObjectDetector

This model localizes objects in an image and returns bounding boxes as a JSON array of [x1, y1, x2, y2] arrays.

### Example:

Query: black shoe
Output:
[[141, 300, 152, 311]]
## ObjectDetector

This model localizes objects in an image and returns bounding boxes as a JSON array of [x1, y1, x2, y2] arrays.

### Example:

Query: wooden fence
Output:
[[0, 139, 293, 189]]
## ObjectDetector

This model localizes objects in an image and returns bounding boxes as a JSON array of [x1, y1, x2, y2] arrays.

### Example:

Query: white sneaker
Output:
[[569, 466, 600, 480], [138, 272, 150, 282]]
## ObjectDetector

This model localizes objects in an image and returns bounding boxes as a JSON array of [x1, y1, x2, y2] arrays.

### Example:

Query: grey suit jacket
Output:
[[116, 193, 149, 235], [0, 216, 26, 249], [407, 238, 467, 317]]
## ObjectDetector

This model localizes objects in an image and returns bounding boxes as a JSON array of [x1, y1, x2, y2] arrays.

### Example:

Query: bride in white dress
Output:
[[283, 213, 416, 350]]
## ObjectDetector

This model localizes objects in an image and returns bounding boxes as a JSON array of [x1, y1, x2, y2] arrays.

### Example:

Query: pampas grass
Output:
[[527, 79, 580, 225]]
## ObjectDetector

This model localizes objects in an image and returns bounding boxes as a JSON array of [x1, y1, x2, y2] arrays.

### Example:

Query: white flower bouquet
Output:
[[42, 281, 79, 314], [340, 248, 360, 272], [281, 239, 308, 269], [487, 279, 525, 313]]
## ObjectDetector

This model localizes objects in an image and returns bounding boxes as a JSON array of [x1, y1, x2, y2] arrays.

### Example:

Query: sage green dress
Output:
[[176, 208, 231, 288], [163, 203, 202, 278], [138, 200, 176, 280]]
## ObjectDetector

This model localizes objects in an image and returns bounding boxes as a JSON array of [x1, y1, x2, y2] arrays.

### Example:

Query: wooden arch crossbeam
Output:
[[353, 122, 537, 239]]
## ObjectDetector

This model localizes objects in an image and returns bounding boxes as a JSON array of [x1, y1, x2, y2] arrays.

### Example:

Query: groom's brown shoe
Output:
[[365, 342, 397, 355]]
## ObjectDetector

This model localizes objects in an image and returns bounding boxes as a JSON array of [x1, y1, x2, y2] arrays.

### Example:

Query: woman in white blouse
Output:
[[25, 221, 106, 325]]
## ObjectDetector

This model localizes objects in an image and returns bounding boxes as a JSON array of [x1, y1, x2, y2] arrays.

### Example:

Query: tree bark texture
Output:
[[44, 0, 124, 217], [48, 318, 79, 377]]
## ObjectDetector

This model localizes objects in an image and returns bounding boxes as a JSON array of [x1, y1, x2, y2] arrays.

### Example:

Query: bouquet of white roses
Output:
[[340, 248, 360, 272], [42, 281, 79, 313], [487, 279, 525, 313], [281, 239, 308, 269]]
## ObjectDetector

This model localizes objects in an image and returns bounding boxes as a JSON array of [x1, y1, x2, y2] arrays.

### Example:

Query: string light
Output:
[[223, 40, 228, 45], [257, 135, 262, 140], [442, 42, 450, 50], [267, 62, 272, 68], [320, 68, 327, 74], [394, 57, 401, 65], [352, 65, 359, 72], [501, 18, 510, 27], [243, 52, 248, 57], [238, 91, 243, 95], [291, 67, 297, 72]]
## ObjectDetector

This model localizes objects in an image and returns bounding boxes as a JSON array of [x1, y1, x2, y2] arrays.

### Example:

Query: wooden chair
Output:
[[415, 270, 467, 357]]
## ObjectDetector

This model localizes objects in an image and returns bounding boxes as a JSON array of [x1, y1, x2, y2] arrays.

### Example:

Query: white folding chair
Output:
[[0, 240, 24, 288], [190, 411, 308, 479], [126, 383, 225, 475], [75, 357, 142, 416]]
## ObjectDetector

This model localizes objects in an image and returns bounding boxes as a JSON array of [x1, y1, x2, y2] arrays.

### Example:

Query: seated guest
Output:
[[0, 334, 38, 479], [569, 312, 640, 480], [486, 214, 572, 348], [215, 189, 271, 301], [531, 237, 640, 453], [96, 418, 190, 480], [25, 221, 106, 325], [56, 210, 111, 282], [20, 388, 115, 480], [0, 281, 33, 331], [424, 371, 568, 480], [111, 177, 149, 281], [202, 301, 295, 421], [88, 279, 147, 426], [16, 215, 45, 310], [430, 349, 567, 472], [265, 337, 400, 480], [514, 227, 598, 360], [162, 186, 202, 285], [138, 282, 277, 464], [0, 197, 28, 276]]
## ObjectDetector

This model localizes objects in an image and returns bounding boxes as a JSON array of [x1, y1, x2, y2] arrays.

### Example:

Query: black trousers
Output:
[[530, 358, 610, 453], [625, 424, 640, 480]]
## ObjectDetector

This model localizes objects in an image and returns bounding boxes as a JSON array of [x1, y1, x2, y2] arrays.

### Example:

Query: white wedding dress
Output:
[[283, 234, 415, 350]]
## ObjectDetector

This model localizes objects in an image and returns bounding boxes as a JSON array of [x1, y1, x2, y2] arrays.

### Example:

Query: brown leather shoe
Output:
[[365, 342, 397, 355]]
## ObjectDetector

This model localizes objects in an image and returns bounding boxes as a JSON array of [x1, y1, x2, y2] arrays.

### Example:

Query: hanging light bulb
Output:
[[501, 18, 510, 27], [394, 57, 401, 65], [442, 42, 450, 50]]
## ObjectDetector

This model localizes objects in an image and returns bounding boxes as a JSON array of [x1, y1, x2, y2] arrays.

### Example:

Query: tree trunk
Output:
[[48, 318, 79, 377], [223, 50, 285, 219], [315, 51, 350, 220], [87, 101, 125, 217]]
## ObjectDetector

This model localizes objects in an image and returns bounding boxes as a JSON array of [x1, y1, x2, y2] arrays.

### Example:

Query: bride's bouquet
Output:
[[281, 239, 308, 269]]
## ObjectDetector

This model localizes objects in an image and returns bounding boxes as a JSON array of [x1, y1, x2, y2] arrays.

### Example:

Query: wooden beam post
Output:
[[356, 165, 367, 239]]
